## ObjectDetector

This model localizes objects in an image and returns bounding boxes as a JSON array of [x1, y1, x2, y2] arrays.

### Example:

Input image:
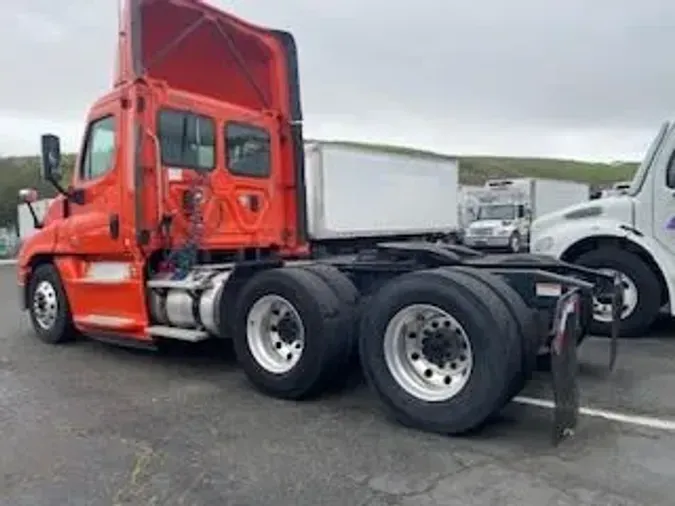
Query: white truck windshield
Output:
[[478, 204, 515, 220], [627, 121, 671, 196]]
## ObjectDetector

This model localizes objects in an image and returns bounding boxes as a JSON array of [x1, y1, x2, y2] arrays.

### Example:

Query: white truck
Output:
[[530, 121, 675, 337], [463, 178, 590, 253], [304, 141, 460, 246]]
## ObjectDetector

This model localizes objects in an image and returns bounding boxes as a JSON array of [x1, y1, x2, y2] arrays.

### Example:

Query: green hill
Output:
[[316, 140, 639, 186], [0, 143, 638, 229]]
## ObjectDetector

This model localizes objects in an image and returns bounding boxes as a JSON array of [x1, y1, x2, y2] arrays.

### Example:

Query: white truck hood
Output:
[[531, 195, 633, 238]]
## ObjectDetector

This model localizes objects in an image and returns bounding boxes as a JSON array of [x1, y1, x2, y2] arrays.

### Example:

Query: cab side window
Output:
[[667, 151, 675, 189], [225, 122, 271, 178], [158, 109, 215, 170], [80, 116, 116, 180]]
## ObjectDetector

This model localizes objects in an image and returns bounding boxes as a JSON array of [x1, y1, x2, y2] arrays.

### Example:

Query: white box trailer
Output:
[[17, 198, 53, 239], [304, 142, 459, 241]]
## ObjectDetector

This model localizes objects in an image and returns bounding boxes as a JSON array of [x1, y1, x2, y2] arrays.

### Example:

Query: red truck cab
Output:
[[17, 0, 306, 340]]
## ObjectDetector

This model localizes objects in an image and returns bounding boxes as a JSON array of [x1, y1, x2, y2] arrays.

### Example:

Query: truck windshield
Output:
[[627, 121, 671, 196], [478, 204, 515, 220]]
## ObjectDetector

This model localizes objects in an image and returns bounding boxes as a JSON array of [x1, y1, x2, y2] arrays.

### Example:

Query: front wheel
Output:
[[508, 232, 522, 253], [575, 248, 661, 337], [27, 264, 76, 344]]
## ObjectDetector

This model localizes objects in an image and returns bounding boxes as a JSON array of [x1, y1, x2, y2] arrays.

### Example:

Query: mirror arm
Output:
[[47, 177, 84, 205], [48, 177, 68, 197], [25, 202, 43, 230]]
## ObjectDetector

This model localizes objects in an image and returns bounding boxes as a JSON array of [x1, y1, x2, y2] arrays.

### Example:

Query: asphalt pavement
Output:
[[1, 264, 675, 505]]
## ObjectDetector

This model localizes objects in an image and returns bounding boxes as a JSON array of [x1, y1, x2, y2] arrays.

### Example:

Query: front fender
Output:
[[531, 218, 675, 309], [16, 225, 60, 296], [17, 225, 59, 269]]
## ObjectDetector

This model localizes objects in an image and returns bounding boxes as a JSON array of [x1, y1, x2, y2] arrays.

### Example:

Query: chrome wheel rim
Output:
[[593, 269, 638, 323], [33, 280, 58, 330], [246, 295, 305, 374], [383, 304, 473, 402]]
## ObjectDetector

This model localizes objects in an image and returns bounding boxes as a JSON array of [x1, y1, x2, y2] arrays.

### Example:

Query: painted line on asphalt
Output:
[[0, 259, 16, 266], [514, 395, 675, 431]]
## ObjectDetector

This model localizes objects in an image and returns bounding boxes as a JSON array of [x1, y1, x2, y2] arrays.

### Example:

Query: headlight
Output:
[[532, 236, 554, 252]]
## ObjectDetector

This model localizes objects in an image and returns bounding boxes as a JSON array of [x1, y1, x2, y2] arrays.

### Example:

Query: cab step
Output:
[[147, 325, 210, 342]]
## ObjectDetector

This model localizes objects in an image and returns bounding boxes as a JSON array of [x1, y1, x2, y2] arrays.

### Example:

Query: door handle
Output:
[[109, 214, 120, 239]]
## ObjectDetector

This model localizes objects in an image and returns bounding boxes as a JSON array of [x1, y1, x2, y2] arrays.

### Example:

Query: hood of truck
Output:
[[530, 195, 633, 235], [116, 0, 301, 120]]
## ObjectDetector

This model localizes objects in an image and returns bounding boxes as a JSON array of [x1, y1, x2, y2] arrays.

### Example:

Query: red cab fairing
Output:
[[117, 0, 295, 119]]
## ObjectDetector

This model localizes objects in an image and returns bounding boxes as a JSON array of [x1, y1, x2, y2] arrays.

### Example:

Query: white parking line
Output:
[[0, 260, 16, 266], [514, 396, 675, 431]]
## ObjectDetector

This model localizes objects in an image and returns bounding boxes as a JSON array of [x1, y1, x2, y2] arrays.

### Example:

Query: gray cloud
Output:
[[1, 0, 674, 159]]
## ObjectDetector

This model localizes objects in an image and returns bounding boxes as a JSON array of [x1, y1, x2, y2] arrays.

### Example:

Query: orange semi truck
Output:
[[16, 0, 621, 441]]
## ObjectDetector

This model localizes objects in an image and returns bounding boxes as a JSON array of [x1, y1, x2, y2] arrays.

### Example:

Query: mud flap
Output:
[[550, 288, 581, 445], [609, 273, 624, 371]]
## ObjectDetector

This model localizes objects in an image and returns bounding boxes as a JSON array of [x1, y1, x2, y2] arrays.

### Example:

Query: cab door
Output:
[[221, 118, 282, 245], [61, 98, 127, 257]]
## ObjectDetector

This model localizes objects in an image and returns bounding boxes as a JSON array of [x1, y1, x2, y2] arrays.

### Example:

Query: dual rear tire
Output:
[[233, 264, 532, 435]]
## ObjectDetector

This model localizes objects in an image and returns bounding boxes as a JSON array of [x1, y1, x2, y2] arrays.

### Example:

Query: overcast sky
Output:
[[2, 0, 674, 161]]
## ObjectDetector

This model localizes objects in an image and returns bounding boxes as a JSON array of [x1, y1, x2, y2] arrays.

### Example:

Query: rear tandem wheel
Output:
[[358, 267, 525, 435], [232, 266, 355, 400]]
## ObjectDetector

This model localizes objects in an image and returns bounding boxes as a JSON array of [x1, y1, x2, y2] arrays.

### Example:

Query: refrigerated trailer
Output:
[[16, 0, 621, 443]]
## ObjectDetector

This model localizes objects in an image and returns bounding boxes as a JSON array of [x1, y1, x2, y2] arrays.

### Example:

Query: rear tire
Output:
[[359, 268, 522, 435], [233, 267, 353, 400], [300, 263, 360, 365], [575, 248, 660, 337], [27, 264, 76, 344], [450, 266, 539, 394]]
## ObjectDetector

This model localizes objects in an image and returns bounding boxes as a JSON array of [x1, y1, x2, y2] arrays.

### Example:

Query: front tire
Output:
[[575, 248, 661, 337], [508, 232, 522, 253], [27, 264, 76, 344]]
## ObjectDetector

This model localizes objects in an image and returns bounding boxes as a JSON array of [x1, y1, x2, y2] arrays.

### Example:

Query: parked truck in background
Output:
[[15, 0, 621, 441], [0, 230, 10, 258], [463, 178, 590, 253], [531, 121, 675, 338]]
